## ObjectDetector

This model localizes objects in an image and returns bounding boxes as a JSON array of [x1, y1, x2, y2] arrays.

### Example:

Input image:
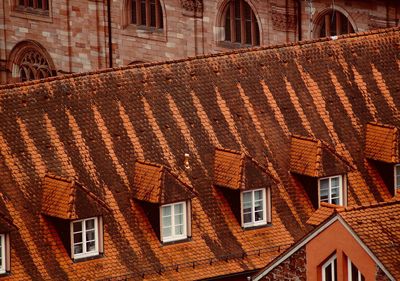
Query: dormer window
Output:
[[319, 175, 343, 206], [133, 161, 196, 244], [214, 148, 274, 228], [365, 123, 400, 196], [161, 201, 187, 242], [41, 174, 109, 261], [242, 188, 267, 227], [290, 135, 350, 208], [71, 217, 100, 259]]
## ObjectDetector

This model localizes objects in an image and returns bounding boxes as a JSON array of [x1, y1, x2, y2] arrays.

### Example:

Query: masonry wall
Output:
[[0, 0, 399, 84], [261, 247, 307, 281]]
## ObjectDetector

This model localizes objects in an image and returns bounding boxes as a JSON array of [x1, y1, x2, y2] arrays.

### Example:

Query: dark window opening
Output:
[[18, 0, 49, 11], [223, 0, 260, 46], [319, 10, 354, 38], [131, 0, 163, 30]]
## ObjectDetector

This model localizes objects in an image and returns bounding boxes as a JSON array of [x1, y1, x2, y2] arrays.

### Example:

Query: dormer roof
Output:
[[365, 122, 399, 163], [41, 174, 110, 220], [290, 135, 351, 178], [214, 148, 275, 190], [133, 161, 196, 204]]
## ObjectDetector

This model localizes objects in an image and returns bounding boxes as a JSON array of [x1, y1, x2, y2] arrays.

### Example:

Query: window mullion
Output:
[[146, 0, 150, 28], [155, 0, 160, 28], [82, 221, 87, 254], [251, 12, 256, 46], [136, 0, 141, 26], [335, 11, 341, 35], [325, 14, 330, 36], [240, 0, 245, 45], [230, 1, 235, 43]]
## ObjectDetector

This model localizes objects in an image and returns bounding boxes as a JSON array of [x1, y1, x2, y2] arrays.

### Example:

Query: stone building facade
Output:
[[0, 0, 399, 84]]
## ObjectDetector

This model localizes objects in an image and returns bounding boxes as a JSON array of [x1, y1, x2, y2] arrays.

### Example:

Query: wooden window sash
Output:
[[335, 11, 341, 35], [324, 14, 331, 36], [155, 0, 161, 28], [136, 0, 141, 27], [230, 1, 235, 43], [251, 12, 256, 46], [145, 0, 151, 28], [240, 0, 245, 45]]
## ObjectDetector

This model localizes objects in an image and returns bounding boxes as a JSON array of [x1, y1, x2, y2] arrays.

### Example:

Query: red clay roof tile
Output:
[[365, 122, 399, 163]]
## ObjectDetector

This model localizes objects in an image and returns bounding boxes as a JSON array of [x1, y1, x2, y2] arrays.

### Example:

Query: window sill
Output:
[[161, 237, 191, 246], [72, 253, 103, 263], [10, 8, 52, 23], [121, 25, 166, 42], [216, 41, 257, 50], [242, 223, 271, 231], [0, 271, 11, 278]]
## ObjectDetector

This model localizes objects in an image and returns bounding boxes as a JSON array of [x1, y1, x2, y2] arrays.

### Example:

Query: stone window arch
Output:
[[8, 40, 56, 83], [314, 8, 355, 38], [219, 0, 260, 47]]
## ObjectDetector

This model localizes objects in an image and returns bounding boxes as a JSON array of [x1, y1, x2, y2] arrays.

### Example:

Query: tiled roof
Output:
[[340, 200, 400, 279], [42, 174, 110, 219], [306, 202, 343, 226], [290, 135, 351, 177], [0, 27, 399, 279], [214, 148, 275, 190], [133, 161, 196, 204], [365, 122, 399, 163]]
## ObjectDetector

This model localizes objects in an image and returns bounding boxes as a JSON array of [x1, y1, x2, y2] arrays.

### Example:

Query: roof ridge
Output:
[[215, 147, 242, 155], [367, 121, 398, 130], [341, 198, 400, 213], [44, 172, 74, 183], [1, 27, 399, 92], [291, 134, 317, 143]]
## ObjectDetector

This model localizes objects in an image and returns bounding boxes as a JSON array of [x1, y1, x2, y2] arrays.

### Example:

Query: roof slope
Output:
[[341, 201, 400, 279], [0, 27, 400, 280]]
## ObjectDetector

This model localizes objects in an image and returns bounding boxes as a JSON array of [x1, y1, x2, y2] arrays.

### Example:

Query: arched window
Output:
[[8, 41, 56, 82], [130, 0, 163, 30], [223, 0, 260, 46], [318, 10, 354, 38]]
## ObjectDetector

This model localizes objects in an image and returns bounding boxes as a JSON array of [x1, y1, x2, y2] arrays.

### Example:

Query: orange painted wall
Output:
[[306, 220, 376, 281]]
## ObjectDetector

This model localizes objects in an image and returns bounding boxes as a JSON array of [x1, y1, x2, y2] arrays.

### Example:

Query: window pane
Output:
[[174, 203, 183, 215], [225, 6, 231, 41], [74, 243, 83, 254], [86, 219, 95, 230], [255, 211, 263, 221], [243, 191, 252, 203], [175, 213, 183, 225], [140, 0, 146, 25], [254, 199, 263, 211], [131, 0, 137, 24], [325, 263, 332, 281], [157, 0, 163, 28], [396, 166, 400, 187], [243, 213, 252, 223], [74, 233, 83, 243], [162, 215, 171, 227], [162, 205, 171, 217], [73, 221, 82, 232], [243, 202, 251, 214], [86, 230, 95, 242], [331, 177, 340, 188], [163, 226, 171, 237], [150, 0, 156, 27], [86, 241, 96, 252], [254, 190, 263, 200], [175, 224, 183, 235]]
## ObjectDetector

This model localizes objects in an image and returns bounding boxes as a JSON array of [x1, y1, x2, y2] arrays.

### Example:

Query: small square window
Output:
[[160, 202, 187, 243], [319, 175, 343, 206], [70, 217, 100, 259], [241, 188, 269, 228]]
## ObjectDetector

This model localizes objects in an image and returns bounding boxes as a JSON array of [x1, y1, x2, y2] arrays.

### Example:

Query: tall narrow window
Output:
[[318, 10, 354, 38], [131, 0, 163, 30], [161, 202, 187, 243], [395, 164, 400, 191], [223, 0, 260, 46], [322, 255, 337, 281], [347, 258, 365, 281], [71, 217, 99, 259], [319, 175, 343, 206], [241, 188, 268, 227], [0, 234, 5, 274]]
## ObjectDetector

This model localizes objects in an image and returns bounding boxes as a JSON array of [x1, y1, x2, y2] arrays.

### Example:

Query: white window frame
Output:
[[160, 201, 187, 243], [319, 175, 343, 206], [241, 188, 267, 228], [348, 257, 364, 281], [394, 164, 400, 192], [322, 254, 337, 281], [70, 217, 99, 259], [0, 234, 5, 274]]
